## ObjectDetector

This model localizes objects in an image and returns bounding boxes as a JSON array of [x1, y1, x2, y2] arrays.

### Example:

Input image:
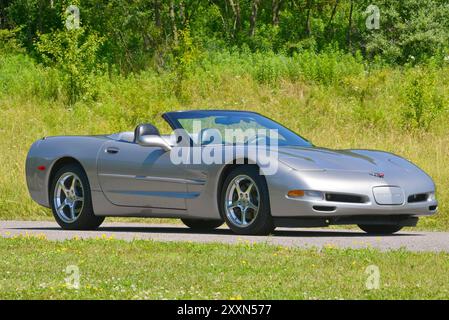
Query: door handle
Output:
[[106, 147, 119, 154]]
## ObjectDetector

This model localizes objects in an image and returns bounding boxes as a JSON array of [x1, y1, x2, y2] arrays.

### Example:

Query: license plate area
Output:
[[372, 186, 404, 205]]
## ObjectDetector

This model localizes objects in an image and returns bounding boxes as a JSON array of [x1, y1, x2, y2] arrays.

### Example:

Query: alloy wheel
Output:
[[53, 172, 84, 223], [224, 175, 260, 228]]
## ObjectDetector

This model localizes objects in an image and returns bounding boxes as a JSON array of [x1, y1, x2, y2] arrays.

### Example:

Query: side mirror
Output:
[[134, 123, 171, 151], [137, 135, 172, 151]]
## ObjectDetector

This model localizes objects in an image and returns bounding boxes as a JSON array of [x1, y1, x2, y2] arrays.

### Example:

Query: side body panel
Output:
[[97, 140, 194, 210]]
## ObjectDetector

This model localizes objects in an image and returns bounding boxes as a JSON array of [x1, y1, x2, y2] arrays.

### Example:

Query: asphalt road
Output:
[[1, 220, 448, 252]]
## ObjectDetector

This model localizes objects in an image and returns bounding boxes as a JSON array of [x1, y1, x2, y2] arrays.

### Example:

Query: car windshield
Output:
[[163, 111, 312, 147]]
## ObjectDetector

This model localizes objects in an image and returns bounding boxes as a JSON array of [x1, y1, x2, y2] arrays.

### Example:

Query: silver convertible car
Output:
[[26, 110, 438, 235]]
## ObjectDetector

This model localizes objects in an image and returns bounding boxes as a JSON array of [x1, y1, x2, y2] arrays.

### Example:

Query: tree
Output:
[[249, 0, 261, 37], [272, 0, 282, 26], [169, 0, 178, 45], [229, 0, 241, 38], [305, 0, 313, 36], [327, 0, 339, 30], [346, 0, 353, 49]]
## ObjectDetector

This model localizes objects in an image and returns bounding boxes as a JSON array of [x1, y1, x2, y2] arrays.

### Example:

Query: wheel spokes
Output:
[[245, 182, 254, 194], [69, 204, 76, 219], [241, 208, 247, 225], [247, 201, 258, 212], [59, 180, 69, 197], [70, 176, 77, 193], [227, 200, 239, 210], [57, 199, 68, 213], [234, 180, 243, 194]]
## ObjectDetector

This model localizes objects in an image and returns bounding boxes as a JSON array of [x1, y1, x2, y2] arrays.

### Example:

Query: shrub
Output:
[[252, 52, 290, 84], [35, 14, 104, 105], [294, 49, 365, 85], [0, 54, 62, 101], [0, 29, 24, 55], [402, 68, 446, 130]]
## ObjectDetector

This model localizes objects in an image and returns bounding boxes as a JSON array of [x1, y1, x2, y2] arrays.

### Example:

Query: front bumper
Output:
[[274, 214, 421, 228], [267, 166, 438, 218], [279, 196, 438, 218]]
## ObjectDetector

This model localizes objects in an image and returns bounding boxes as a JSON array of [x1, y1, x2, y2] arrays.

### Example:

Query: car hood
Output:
[[277, 147, 418, 173]]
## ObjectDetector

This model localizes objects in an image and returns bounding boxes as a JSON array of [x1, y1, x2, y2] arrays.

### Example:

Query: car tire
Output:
[[358, 224, 403, 235], [50, 163, 104, 230], [219, 165, 275, 235], [181, 218, 223, 230]]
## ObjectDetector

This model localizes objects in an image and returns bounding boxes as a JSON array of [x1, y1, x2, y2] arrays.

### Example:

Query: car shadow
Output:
[[8, 225, 420, 238]]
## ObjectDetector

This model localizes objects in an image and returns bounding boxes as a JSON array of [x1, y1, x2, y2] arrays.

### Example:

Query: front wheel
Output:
[[50, 163, 104, 230], [358, 224, 403, 235], [219, 166, 275, 235]]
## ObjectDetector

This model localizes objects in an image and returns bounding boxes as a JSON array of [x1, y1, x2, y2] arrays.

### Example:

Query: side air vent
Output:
[[325, 193, 367, 203], [408, 193, 428, 203], [313, 205, 336, 212]]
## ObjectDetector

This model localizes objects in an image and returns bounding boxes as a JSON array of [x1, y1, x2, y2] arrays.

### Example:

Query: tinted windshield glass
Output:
[[164, 111, 312, 147]]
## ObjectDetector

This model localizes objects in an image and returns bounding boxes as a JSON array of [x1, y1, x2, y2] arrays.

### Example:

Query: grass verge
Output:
[[0, 236, 448, 299]]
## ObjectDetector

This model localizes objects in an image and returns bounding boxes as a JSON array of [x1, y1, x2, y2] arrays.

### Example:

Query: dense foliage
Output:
[[1, 0, 448, 104], [1, 0, 449, 72]]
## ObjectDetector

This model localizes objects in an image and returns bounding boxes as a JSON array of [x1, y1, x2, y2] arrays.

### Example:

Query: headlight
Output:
[[428, 192, 436, 201]]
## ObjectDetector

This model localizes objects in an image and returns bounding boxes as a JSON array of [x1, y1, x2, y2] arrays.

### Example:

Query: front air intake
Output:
[[313, 205, 336, 212], [408, 193, 428, 203], [325, 193, 367, 203]]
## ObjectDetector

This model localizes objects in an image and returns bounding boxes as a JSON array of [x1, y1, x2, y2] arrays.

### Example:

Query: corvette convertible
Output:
[[26, 110, 438, 235]]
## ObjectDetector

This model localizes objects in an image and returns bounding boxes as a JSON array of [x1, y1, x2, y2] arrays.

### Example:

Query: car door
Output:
[[97, 139, 193, 209]]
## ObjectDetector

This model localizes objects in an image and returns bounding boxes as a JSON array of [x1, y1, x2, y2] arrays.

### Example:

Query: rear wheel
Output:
[[50, 163, 104, 230], [181, 218, 223, 230], [220, 166, 275, 235], [358, 224, 403, 235]]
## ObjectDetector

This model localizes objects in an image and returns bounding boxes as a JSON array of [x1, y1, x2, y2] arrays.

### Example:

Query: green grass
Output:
[[0, 236, 448, 299], [0, 52, 448, 229]]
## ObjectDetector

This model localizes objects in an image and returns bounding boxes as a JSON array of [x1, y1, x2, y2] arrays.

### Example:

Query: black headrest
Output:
[[134, 123, 160, 142]]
